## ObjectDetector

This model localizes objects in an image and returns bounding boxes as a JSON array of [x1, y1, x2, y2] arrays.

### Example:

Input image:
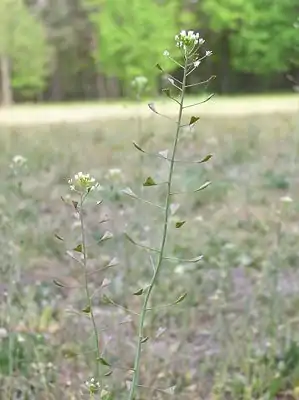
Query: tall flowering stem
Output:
[[68, 173, 102, 389], [128, 30, 212, 399]]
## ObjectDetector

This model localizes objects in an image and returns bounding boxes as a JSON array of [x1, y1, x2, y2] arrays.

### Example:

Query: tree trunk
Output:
[[0, 56, 13, 106], [219, 31, 231, 94]]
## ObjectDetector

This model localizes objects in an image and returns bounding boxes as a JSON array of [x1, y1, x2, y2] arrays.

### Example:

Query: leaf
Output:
[[148, 102, 158, 114], [53, 279, 65, 288], [195, 181, 211, 192], [141, 336, 149, 343], [198, 154, 212, 163], [156, 63, 164, 71], [104, 370, 113, 377], [133, 141, 145, 153], [122, 187, 137, 198], [159, 149, 169, 159], [82, 305, 91, 313], [124, 233, 136, 245], [162, 88, 171, 98], [174, 292, 187, 304], [54, 233, 64, 241], [72, 200, 78, 210], [143, 176, 157, 186], [97, 357, 111, 367], [175, 220, 186, 228], [163, 385, 176, 395], [107, 257, 119, 267], [73, 244, 83, 253], [96, 200, 103, 206], [170, 203, 180, 215], [188, 255, 203, 262], [133, 288, 144, 295], [189, 116, 200, 126], [102, 294, 113, 304], [100, 231, 113, 242]]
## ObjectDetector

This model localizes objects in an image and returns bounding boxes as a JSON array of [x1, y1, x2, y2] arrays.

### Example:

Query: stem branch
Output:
[[128, 56, 188, 400]]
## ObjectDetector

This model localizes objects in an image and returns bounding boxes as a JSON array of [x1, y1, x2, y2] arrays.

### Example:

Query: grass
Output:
[[1, 105, 299, 399]]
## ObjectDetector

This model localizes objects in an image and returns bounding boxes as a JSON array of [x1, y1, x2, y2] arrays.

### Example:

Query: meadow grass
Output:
[[1, 109, 299, 399]]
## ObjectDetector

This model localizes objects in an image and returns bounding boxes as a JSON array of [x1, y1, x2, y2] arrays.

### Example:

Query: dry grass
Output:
[[1, 102, 299, 399], [0, 94, 297, 126]]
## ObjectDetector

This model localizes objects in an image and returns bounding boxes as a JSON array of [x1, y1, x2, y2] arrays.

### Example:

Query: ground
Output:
[[1, 95, 299, 399]]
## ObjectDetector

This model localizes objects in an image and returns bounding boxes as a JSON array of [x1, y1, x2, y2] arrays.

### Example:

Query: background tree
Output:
[[85, 0, 180, 95], [0, 0, 49, 105]]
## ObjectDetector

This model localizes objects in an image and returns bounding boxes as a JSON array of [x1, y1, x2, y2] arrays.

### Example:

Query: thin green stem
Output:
[[79, 195, 102, 386], [128, 57, 188, 400]]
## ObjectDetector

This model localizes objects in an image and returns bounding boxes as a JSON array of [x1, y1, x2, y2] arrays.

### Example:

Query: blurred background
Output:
[[0, 0, 299, 105], [2, 1, 299, 400]]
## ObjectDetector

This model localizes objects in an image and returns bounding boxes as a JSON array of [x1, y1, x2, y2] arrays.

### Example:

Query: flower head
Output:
[[205, 50, 213, 57], [163, 50, 170, 57], [194, 60, 201, 68], [68, 172, 98, 193], [85, 377, 100, 394], [10, 155, 27, 171], [131, 76, 148, 90], [175, 30, 203, 50]]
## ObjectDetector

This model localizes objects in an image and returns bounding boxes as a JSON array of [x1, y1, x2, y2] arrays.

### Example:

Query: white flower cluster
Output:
[[85, 377, 100, 393], [10, 155, 27, 171], [175, 30, 205, 49], [85, 378, 109, 396], [68, 172, 98, 193], [131, 76, 148, 91]]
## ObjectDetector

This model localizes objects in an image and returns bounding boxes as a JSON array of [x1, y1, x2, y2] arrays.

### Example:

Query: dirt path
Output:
[[0, 96, 298, 126]]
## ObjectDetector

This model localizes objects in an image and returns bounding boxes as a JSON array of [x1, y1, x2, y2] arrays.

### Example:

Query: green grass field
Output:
[[1, 97, 299, 399]]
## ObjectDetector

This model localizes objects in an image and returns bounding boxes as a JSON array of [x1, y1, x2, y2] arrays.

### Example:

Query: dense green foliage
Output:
[[0, 0, 298, 103]]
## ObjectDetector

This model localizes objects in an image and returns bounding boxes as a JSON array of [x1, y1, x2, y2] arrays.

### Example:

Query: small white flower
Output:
[[106, 168, 123, 180], [85, 377, 101, 393], [68, 172, 98, 193], [0, 327, 8, 339], [194, 60, 201, 68], [12, 155, 27, 166], [163, 50, 170, 57], [175, 264, 185, 275], [131, 76, 148, 91], [280, 196, 293, 203], [206, 50, 213, 57], [10, 155, 27, 170]]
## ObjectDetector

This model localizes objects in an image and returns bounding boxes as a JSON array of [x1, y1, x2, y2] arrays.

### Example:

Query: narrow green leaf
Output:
[[156, 63, 164, 71], [54, 233, 64, 241], [102, 294, 113, 304], [133, 288, 144, 296], [124, 233, 136, 245], [198, 154, 212, 163], [148, 102, 158, 114], [141, 336, 149, 343], [189, 116, 200, 126], [163, 385, 176, 395], [195, 181, 211, 192], [97, 357, 111, 366], [174, 292, 187, 304], [73, 244, 83, 253], [175, 221, 186, 228], [100, 231, 113, 242], [162, 88, 171, 98], [82, 305, 91, 314], [122, 187, 137, 198], [143, 176, 157, 186], [104, 370, 113, 377], [53, 279, 65, 287], [133, 141, 145, 153]]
